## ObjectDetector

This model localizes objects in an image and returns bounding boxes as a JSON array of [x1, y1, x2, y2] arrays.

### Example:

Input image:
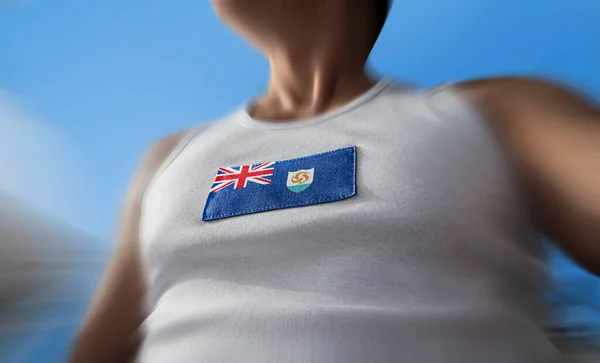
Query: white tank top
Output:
[[137, 79, 558, 363]]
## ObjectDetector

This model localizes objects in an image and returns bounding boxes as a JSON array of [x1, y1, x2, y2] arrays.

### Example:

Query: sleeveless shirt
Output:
[[137, 79, 558, 363]]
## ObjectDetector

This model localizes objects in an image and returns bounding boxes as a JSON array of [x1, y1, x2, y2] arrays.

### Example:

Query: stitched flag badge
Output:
[[202, 146, 356, 221]]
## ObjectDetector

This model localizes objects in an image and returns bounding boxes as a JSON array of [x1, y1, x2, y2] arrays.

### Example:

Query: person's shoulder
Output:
[[136, 122, 217, 184], [140, 130, 190, 174], [455, 75, 559, 89], [452, 75, 576, 105], [446, 76, 596, 128]]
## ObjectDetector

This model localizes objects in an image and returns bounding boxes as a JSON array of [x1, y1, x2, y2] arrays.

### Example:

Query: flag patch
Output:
[[202, 146, 356, 221]]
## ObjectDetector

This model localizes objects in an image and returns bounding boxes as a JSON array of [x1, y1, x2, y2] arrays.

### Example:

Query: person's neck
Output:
[[249, 48, 376, 122]]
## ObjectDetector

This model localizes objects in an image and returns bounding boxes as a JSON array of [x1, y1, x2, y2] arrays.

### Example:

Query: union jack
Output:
[[210, 162, 275, 193]]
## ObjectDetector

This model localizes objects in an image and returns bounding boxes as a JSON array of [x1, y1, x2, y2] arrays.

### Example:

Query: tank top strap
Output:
[[143, 122, 213, 204]]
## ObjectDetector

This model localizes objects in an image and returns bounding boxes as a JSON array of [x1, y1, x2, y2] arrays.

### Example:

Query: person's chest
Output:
[[140, 92, 532, 301]]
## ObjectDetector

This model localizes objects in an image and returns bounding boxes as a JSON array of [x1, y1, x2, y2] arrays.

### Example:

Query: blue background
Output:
[[0, 0, 598, 361]]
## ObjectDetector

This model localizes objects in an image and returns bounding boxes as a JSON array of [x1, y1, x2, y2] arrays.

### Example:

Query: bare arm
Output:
[[459, 77, 600, 276], [68, 132, 186, 363]]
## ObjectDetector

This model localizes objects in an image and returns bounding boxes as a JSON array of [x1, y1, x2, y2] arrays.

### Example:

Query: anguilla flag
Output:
[[202, 146, 356, 221]]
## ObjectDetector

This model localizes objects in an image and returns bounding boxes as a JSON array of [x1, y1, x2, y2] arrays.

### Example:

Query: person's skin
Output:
[[68, 1, 600, 362]]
